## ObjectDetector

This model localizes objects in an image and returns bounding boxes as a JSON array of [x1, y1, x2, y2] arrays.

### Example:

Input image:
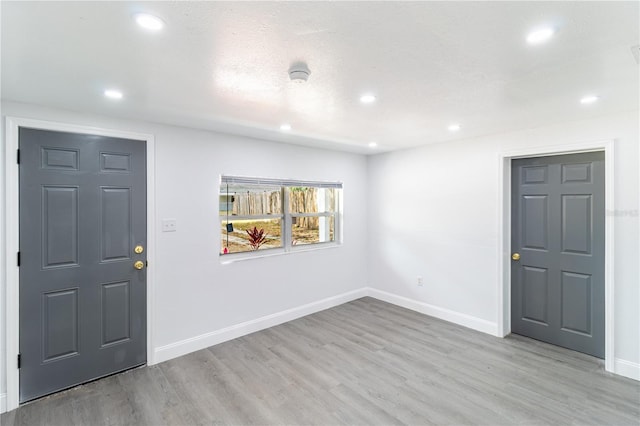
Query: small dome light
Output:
[[104, 89, 123, 100], [360, 94, 376, 104], [280, 123, 292, 131], [134, 13, 165, 31], [448, 124, 461, 132], [368, 142, 378, 148], [580, 95, 599, 105], [527, 27, 555, 45]]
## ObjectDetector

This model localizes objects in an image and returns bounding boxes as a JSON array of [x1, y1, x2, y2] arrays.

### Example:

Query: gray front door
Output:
[[19, 128, 147, 402], [511, 152, 605, 358]]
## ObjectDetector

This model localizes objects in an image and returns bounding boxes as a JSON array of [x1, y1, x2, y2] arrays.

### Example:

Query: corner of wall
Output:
[[366, 288, 500, 336]]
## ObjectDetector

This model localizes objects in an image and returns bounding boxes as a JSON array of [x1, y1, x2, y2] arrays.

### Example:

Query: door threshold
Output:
[[19, 362, 146, 406]]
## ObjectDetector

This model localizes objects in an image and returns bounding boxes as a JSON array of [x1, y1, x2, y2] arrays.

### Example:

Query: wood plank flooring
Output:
[[2, 297, 639, 425]]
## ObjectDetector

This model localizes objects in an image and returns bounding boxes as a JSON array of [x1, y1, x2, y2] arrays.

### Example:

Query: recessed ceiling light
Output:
[[580, 95, 599, 105], [526, 27, 555, 45], [368, 142, 378, 148], [280, 123, 292, 131], [134, 13, 165, 31], [104, 89, 123, 100], [448, 124, 461, 132], [360, 94, 376, 104]]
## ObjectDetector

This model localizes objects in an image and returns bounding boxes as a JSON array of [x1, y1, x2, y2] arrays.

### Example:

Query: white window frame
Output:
[[219, 176, 342, 261]]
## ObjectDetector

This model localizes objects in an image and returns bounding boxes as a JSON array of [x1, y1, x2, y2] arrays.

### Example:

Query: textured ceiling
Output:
[[2, 1, 638, 154]]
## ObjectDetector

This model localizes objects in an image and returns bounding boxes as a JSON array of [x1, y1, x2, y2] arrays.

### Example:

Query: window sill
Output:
[[219, 242, 342, 264]]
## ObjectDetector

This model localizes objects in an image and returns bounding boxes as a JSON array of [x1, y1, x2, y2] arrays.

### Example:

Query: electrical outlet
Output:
[[417, 276, 423, 286], [162, 219, 177, 232]]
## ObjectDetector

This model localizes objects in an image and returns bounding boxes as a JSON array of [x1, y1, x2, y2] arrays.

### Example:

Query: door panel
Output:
[[511, 152, 604, 358], [42, 288, 79, 361], [101, 152, 131, 172], [521, 266, 549, 325], [41, 147, 79, 170], [561, 195, 591, 254], [560, 272, 592, 335], [561, 162, 591, 183], [522, 165, 548, 184], [101, 187, 132, 261], [101, 281, 131, 346], [42, 186, 79, 267], [19, 128, 147, 402], [522, 195, 548, 250]]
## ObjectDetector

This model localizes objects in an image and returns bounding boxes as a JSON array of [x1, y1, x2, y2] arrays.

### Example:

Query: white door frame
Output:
[[4, 117, 157, 412], [497, 139, 614, 373]]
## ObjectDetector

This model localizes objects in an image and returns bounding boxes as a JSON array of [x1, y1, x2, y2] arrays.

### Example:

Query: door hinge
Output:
[[17, 149, 20, 164], [17, 251, 21, 267], [17, 353, 21, 369], [145, 260, 149, 267]]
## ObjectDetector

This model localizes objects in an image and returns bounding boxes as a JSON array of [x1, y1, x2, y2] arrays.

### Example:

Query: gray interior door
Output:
[[19, 128, 147, 402], [511, 152, 604, 358]]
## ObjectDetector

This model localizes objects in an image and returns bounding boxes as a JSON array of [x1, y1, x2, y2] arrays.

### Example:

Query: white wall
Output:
[[367, 110, 640, 378], [2, 102, 638, 410], [0, 101, 369, 407]]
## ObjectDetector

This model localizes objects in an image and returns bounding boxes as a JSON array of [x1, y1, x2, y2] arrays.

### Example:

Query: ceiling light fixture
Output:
[[104, 89, 123, 100], [360, 94, 376, 104], [289, 62, 311, 83], [368, 142, 378, 148], [580, 95, 599, 105], [134, 13, 165, 31], [448, 124, 461, 132], [280, 123, 292, 131], [526, 27, 555, 45]]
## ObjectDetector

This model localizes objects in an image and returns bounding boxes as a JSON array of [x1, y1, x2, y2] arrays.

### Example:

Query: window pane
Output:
[[220, 218, 282, 254], [291, 215, 335, 246], [220, 184, 282, 215], [289, 187, 336, 213]]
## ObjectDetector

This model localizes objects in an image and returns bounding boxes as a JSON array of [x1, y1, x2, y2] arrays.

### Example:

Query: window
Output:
[[289, 186, 337, 246], [220, 176, 342, 257]]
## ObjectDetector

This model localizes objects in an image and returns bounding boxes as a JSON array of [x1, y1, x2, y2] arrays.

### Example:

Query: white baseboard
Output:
[[366, 288, 500, 336], [1, 393, 7, 414], [154, 286, 636, 383], [614, 358, 640, 381], [154, 288, 368, 363]]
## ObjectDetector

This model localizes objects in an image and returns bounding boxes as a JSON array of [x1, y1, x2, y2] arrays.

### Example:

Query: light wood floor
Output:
[[2, 297, 639, 425]]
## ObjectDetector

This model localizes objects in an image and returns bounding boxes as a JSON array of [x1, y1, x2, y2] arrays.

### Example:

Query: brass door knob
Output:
[[134, 245, 144, 254], [512, 253, 521, 261], [134, 260, 145, 270]]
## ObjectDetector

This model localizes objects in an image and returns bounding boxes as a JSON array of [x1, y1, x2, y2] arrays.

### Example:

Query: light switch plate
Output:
[[162, 219, 177, 232]]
